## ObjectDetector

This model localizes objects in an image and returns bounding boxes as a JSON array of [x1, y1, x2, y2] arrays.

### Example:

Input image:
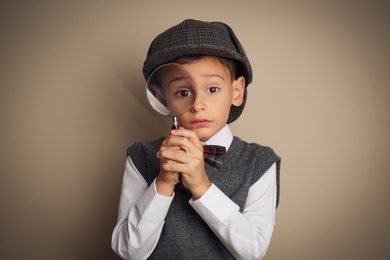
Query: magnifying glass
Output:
[[146, 63, 198, 129]]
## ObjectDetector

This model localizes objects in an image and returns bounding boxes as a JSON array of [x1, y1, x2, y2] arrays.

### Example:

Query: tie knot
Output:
[[203, 145, 226, 168]]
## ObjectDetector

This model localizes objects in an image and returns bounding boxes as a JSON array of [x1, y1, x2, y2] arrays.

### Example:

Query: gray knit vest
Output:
[[127, 136, 281, 259]]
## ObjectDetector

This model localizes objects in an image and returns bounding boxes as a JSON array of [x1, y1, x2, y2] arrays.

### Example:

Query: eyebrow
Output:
[[204, 74, 226, 81], [168, 76, 191, 85]]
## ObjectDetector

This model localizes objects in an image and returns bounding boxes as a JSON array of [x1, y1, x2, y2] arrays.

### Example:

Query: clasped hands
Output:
[[156, 128, 211, 200]]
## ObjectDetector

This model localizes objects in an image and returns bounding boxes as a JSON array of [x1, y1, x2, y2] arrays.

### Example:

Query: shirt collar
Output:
[[201, 125, 233, 151]]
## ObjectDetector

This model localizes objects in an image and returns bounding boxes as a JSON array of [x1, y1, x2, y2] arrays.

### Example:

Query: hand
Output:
[[155, 138, 182, 196], [157, 128, 211, 200]]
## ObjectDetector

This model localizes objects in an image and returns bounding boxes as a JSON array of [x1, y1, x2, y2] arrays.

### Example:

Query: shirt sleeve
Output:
[[189, 162, 277, 260], [111, 156, 174, 260]]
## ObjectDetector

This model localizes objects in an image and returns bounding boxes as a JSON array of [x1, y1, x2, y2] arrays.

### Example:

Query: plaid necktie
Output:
[[203, 145, 226, 169]]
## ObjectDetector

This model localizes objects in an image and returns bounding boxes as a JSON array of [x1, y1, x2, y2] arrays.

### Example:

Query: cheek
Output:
[[177, 113, 193, 127], [213, 102, 232, 122], [208, 95, 233, 117]]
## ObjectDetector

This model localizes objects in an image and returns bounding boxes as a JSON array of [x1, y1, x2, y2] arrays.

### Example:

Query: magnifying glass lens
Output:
[[146, 63, 197, 117]]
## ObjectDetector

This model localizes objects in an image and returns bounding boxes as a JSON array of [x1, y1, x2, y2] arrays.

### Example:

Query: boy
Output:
[[112, 19, 281, 259]]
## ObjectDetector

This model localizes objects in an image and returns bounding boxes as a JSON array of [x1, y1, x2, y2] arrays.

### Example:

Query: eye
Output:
[[175, 89, 192, 97], [208, 87, 220, 93]]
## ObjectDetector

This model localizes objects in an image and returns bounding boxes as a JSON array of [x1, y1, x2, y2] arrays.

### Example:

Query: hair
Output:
[[171, 55, 238, 82]]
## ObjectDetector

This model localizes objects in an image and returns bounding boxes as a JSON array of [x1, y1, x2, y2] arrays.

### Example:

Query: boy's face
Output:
[[177, 57, 245, 142]]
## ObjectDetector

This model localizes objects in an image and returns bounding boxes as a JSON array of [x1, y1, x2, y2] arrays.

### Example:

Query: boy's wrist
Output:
[[156, 177, 175, 197], [191, 180, 212, 201]]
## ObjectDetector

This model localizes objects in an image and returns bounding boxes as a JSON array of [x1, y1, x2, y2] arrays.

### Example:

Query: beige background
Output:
[[1, 1, 389, 259]]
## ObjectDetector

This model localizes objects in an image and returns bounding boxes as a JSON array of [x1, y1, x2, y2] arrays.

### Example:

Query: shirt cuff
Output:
[[189, 183, 239, 225], [139, 179, 174, 221]]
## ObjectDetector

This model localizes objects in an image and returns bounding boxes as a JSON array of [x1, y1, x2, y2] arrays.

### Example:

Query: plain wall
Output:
[[1, 1, 389, 259]]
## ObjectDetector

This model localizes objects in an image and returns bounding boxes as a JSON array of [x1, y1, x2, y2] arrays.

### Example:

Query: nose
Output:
[[190, 94, 206, 112]]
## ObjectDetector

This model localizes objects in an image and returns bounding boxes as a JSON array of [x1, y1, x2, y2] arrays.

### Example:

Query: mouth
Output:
[[191, 119, 211, 127]]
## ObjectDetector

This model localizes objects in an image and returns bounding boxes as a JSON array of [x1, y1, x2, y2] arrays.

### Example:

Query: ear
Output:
[[232, 76, 246, 107]]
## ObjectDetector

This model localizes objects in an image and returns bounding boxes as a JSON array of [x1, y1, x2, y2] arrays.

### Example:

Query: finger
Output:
[[157, 149, 186, 162], [160, 149, 204, 174], [161, 160, 188, 174], [170, 128, 202, 148], [159, 137, 184, 155], [164, 135, 203, 156], [160, 144, 183, 152]]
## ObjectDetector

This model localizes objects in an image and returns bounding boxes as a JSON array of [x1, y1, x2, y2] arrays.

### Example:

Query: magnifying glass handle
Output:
[[171, 116, 180, 130], [171, 116, 182, 182]]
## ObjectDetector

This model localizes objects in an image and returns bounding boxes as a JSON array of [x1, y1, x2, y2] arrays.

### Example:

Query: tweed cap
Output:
[[143, 19, 252, 124]]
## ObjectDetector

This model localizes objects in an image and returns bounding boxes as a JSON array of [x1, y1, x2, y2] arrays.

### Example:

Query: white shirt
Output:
[[112, 125, 277, 260]]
